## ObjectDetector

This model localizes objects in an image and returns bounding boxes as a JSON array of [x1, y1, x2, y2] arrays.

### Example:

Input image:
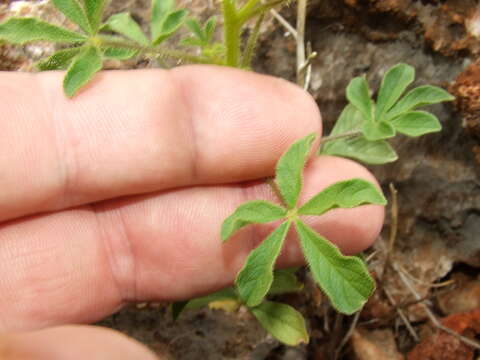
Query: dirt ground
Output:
[[1, 0, 480, 359]]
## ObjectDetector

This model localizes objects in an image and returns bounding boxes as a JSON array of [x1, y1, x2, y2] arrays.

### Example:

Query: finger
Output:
[[1, 325, 158, 360], [0, 66, 320, 222], [0, 156, 384, 331]]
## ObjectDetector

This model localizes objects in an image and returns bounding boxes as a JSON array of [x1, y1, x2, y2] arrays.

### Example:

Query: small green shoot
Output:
[[222, 133, 385, 316], [173, 268, 304, 343], [175, 134, 385, 344], [251, 301, 309, 346], [0, 2, 455, 346], [0, 0, 287, 97], [321, 63, 455, 163]]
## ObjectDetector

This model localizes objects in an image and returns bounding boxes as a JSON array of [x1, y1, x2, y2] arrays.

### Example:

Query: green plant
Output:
[[0, 0, 455, 348], [174, 66, 454, 345], [0, 0, 283, 96], [320, 64, 455, 165], [174, 133, 386, 345]]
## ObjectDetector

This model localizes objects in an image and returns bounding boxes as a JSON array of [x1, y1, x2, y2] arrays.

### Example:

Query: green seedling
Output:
[[320, 63, 455, 164], [0, 0, 287, 96], [175, 133, 387, 345], [0, 0, 456, 348], [0, 0, 188, 96], [223, 133, 385, 316], [180, 17, 224, 59]]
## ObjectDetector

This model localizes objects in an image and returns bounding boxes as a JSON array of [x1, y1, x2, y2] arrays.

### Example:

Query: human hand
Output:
[[0, 66, 384, 359]]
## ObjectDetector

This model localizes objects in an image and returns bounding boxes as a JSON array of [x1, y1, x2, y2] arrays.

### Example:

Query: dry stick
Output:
[[383, 287, 420, 341], [395, 262, 456, 288], [328, 312, 344, 360], [270, 8, 297, 39], [333, 311, 361, 360], [380, 183, 398, 282], [365, 249, 379, 263], [323, 304, 330, 332], [394, 264, 480, 351], [378, 183, 419, 341], [296, 0, 307, 87], [300, 48, 317, 90]]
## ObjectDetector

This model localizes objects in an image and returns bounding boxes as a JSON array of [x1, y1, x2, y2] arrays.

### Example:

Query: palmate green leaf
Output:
[[320, 135, 398, 165], [236, 222, 291, 307], [298, 178, 386, 216], [36, 47, 82, 70], [275, 133, 316, 209], [386, 85, 455, 120], [151, 0, 174, 42], [320, 105, 398, 165], [52, 0, 91, 34], [346, 76, 374, 123], [362, 119, 395, 141], [152, 9, 187, 45], [204, 16, 217, 42], [327, 104, 363, 137], [250, 301, 309, 346], [104, 13, 149, 46], [375, 63, 414, 120], [390, 111, 441, 137], [0, 18, 86, 44], [102, 47, 139, 59], [185, 18, 205, 41], [295, 220, 375, 314], [221, 200, 286, 242], [63, 45, 102, 97], [268, 269, 303, 295], [84, 0, 107, 31], [162, 9, 188, 35]]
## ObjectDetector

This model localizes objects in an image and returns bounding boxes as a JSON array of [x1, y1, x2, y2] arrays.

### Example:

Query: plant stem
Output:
[[270, 9, 297, 39], [240, 0, 286, 21], [266, 177, 287, 208], [237, 0, 261, 19], [241, 13, 265, 68], [296, 0, 307, 86], [222, 0, 242, 67], [98, 36, 217, 64], [320, 130, 363, 144]]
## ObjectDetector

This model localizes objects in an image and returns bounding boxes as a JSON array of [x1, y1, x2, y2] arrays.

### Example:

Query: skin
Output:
[[0, 65, 384, 359]]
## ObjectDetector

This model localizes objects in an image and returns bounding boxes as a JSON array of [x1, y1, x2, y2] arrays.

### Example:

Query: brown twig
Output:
[[394, 264, 480, 351], [383, 287, 420, 341], [380, 182, 398, 282], [296, 0, 307, 87], [333, 311, 361, 360], [270, 8, 297, 38]]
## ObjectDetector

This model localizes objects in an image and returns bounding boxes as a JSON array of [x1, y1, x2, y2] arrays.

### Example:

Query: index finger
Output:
[[0, 65, 320, 222]]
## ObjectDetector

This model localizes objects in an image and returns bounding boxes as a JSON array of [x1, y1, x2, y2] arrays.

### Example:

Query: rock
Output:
[[351, 328, 404, 360], [450, 59, 480, 141], [407, 309, 480, 360], [438, 274, 480, 315]]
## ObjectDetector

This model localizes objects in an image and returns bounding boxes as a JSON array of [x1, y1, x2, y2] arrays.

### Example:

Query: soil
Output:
[[1, 0, 480, 359]]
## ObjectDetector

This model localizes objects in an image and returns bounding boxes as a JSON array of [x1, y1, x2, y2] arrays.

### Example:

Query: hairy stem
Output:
[[98, 36, 218, 64], [222, 0, 242, 67], [237, 0, 261, 19], [240, 0, 286, 21], [296, 0, 307, 86], [266, 177, 287, 208], [241, 13, 265, 68], [320, 130, 363, 144]]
